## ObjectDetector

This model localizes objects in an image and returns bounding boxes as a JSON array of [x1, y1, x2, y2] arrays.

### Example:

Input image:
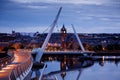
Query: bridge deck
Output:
[[44, 50, 93, 54], [43, 51, 93, 56], [43, 51, 120, 56]]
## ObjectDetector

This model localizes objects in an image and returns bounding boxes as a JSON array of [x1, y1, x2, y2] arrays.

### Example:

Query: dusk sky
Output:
[[0, 0, 120, 33]]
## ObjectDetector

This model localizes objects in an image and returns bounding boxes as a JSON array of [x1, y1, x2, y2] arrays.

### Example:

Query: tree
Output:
[[93, 45, 102, 52], [113, 44, 120, 50], [106, 44, 114, 51]]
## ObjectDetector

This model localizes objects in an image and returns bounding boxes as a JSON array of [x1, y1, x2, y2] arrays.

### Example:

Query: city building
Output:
[[61, 24, 67, 50]]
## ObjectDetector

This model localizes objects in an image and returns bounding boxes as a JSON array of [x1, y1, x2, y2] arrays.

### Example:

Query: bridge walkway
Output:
[[0, 49, 33, 80]]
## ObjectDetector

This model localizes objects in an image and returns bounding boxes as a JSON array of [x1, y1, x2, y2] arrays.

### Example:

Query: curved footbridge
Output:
[[0, 49, 33, 80], [0, 7, 62, 80], [0, 7, 94, 80]]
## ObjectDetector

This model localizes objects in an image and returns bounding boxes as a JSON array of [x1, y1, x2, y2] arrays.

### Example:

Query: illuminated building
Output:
[[61, 24, 67, 50]]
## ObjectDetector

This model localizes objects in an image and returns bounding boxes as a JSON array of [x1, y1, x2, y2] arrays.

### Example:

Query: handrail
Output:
[[9, 50, 33, 80], [0, 54, 14, 70]]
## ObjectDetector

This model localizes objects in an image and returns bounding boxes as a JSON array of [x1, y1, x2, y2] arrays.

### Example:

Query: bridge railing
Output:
[[0, 53, 14, 70], [9, 50, 33, 80], [44, 50, 82, 52]]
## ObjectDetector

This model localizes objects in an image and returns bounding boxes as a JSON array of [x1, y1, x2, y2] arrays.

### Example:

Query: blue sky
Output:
[[0, 0, 120, 33]]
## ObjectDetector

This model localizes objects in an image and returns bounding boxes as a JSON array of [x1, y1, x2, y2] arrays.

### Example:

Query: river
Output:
[[42, 56, 120, 80]]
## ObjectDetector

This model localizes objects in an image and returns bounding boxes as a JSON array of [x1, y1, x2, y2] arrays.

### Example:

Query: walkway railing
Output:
[[0, 54, 14, 70], [9, 50, 33, 80]]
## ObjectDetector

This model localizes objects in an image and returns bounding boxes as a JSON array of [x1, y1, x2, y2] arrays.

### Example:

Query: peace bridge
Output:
[[0, 7, 120, 80]]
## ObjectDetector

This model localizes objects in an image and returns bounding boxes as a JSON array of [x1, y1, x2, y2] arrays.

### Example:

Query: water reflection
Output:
[[60, 57, 66, 80], [42, 56, 120, 80], [98, 56, 120, 67]]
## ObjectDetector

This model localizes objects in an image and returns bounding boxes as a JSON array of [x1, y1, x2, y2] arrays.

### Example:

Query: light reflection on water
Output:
[[42, 56, 120, 80]]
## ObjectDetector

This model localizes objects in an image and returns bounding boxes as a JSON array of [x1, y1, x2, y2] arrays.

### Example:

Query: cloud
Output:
[[77, 13, 120, 22], [114, 23, 120, 27], [98, 17, 110, 21], [83, 16, 93, 20], [26, 5, 47, 9], [10, 0, 108, 5], [81, 26, 120, 33], [1, 0, 119, 33]]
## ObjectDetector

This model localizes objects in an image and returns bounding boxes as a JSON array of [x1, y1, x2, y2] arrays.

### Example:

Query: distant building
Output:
[[61, 24, 67, 49], [0, 42, 9, 51], [0, 33, 15, 42]]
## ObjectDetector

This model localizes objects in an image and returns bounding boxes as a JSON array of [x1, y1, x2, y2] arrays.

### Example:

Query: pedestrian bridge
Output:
[[0, 6, 91, 80], [0, 7, 62, 80]]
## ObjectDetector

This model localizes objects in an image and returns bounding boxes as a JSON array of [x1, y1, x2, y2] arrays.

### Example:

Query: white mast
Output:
[[72, 24, 85, 52], [35, 7, 62, 62]]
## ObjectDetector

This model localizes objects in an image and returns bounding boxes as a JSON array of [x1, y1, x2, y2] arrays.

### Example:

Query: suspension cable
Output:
[[56, 23, 60, 32], [42, 25, 50, 34]]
